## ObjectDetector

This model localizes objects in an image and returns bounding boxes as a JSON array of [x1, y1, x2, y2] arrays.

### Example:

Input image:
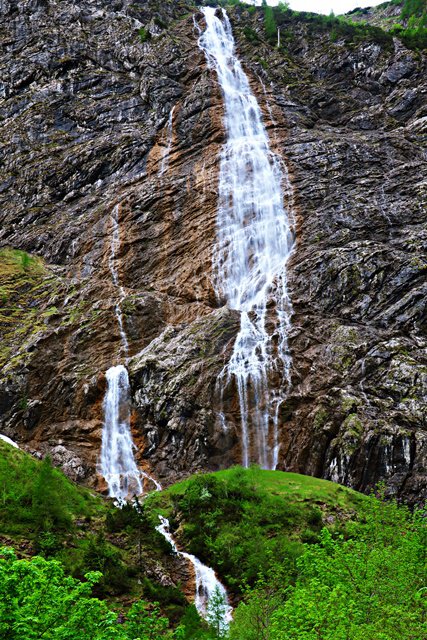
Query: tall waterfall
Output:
[[156, 516, 232, 627], [100, 206, 161, 500], [198, 8, 294, 469]]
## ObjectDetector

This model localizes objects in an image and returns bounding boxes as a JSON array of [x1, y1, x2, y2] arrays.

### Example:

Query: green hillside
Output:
[[1, 440, 426, 638], [145, 466, 368, 592]]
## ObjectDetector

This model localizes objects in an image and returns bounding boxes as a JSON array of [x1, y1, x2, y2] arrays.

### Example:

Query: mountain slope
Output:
[[0, 0, 426, 502]]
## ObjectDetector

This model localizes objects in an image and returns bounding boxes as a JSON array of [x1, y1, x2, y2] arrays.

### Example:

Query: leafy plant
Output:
[[229, 495, 427, 640], [0, 548, 174, 639], [139, 26, 150, 43]]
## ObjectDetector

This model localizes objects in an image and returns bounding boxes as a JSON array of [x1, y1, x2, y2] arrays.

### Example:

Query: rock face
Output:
[[0, 0, 426, 503]]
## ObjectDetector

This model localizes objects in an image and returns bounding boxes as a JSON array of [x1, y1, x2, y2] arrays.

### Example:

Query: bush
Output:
[[0, 548, 172, 640], [81, 533, 131, 595], [243, 26, 258, 42], [264, 5, 277, 42], [138, 27, 149, 43], [230, 496, 427, 640]]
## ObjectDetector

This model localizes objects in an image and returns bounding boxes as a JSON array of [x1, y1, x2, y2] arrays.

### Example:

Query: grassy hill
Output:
[[0, 439, 185, 617], [144, 466, 369, 593], [0, 440, 425, 638], [0, 439, 369, 602]]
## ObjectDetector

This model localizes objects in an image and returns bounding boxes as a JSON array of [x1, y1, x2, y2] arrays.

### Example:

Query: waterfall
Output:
[[198, 8, 294, 469], [100, 206, 161, 500], [156, 516, 232, 627], [101, 365, 143, 499]]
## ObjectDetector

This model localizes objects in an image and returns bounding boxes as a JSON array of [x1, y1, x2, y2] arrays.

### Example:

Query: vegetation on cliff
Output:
[[205, 0, 426, 50], [349, 0, 427, 47]]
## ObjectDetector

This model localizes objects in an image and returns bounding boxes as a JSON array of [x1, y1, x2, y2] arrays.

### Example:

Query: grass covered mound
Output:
[[144, 466, 368, 593], [0, 440, 183, 612], [0, 438, 102, 539], [1, 444, 425, 639]]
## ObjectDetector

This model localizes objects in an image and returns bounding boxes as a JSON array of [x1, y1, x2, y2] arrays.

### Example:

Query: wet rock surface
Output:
[[0, 0, 426, 503], [232, 8, 427, 503]]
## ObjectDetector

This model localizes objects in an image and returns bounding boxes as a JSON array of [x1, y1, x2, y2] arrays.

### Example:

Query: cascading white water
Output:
[[100, 206, 161, 500], [156, 516, 232, 627], [101, 365, 144, 500], [198, 8, 294, 469]]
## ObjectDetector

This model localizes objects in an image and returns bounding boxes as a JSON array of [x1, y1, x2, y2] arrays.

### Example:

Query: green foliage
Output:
[[229, 570, 287, 640], [0, 443, 190, 622], [139, 26, 150, 43], [347, 0, 427, 49], [243, 26, 258, 42], [207, 586, 228, 638], [147, 467, 366, 594], [105, 497, 145, 532], [263, 5, 277, 42], [0, 548, 174, 639], [19, 251, 31, 270], [264, 4, 394, 49], [400, 25, 427, 47], [80, 533, 131, 596], [32, 456, 73, 531], [175, 605, 211, 639], [230, 496, 427, 640], [0, 548, 113, 640], [0, 443, 94, 538], [122, 599, 171, 639], [401, 0, 427, 20]]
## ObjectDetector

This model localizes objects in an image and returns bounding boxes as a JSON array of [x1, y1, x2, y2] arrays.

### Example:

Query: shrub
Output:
[[264, 5, 277, 42], [243, 26, 258, 42], [139, 27, 149, 43], [81, 533, 131, 595]]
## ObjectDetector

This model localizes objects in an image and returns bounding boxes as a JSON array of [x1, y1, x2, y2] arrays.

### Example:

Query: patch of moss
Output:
[[313, 407, 328, 431]]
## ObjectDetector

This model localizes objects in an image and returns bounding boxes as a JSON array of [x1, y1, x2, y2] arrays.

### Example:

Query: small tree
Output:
[[122, 600, 170, 640], [207, 586, 228, 639]]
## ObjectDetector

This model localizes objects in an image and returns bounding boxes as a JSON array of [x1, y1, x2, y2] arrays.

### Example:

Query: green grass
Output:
[[0, 439, 103, 538], [0, 440, 185, 612], [144, 466, 369, 594]]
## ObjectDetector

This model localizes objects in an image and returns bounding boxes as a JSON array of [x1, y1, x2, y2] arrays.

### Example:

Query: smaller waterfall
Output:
[[101, 366, 161, 500], [156, 516, 232, 627], [100, 204, 161, 500], [159, 106, 175, 176], [403, 436, 411, 466]]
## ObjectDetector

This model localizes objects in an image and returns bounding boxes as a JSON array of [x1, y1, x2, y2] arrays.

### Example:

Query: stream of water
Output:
[[156, 515, 232, 627], [159, 105, 175, 176], [198, 7, 294, 469], [100, 206, 161, 500]]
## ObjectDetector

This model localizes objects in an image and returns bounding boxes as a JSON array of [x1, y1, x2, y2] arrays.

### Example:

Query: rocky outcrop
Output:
[[232, 7, 427, 502], [0, 1, 426, 503], [0, 0, 225, 488]]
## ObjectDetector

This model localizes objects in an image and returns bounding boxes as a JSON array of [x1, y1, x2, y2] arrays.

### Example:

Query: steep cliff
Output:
[[0, 0, 426, 502]]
